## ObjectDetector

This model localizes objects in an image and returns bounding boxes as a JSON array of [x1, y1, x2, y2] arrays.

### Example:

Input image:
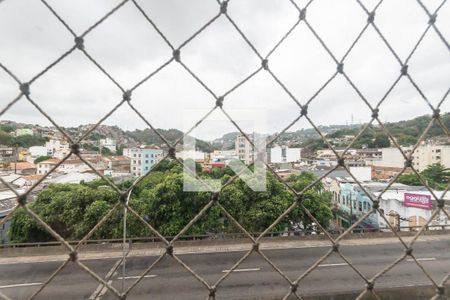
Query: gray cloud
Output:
[[0, 0, 448, 140]]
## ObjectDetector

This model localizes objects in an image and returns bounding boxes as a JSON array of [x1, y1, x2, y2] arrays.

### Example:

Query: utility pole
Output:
[[350, 196, 353, 227], [14, 143, 18, 174]]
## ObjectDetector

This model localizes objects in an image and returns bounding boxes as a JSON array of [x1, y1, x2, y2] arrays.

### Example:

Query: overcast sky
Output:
[[0, 0, 449, 140]]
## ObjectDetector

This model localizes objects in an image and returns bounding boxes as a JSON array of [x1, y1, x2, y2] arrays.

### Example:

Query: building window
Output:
[[145, 160, 148, 164], [145, 154, 149, 158]]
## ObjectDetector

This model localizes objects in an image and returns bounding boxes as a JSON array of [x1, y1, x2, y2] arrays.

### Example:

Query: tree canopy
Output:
[[398, 163, 449, 190], [9, 163, 333, 243]]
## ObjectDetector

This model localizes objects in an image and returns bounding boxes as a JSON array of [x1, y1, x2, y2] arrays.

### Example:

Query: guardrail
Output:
[[2, 225, 449, 248]]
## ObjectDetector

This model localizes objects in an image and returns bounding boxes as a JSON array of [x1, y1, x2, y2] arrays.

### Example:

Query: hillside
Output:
[[299, 113, 450, 150], [1, 112, 448, 152], [0, 122, 216, 152]]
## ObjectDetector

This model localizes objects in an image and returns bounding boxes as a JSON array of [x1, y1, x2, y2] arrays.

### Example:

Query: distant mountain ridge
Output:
[[1, 112, 448, 151]]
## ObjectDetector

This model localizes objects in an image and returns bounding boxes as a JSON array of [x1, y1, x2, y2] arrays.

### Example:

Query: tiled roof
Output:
[[7, 162, 36, 169], [39, 158, 61, 165]]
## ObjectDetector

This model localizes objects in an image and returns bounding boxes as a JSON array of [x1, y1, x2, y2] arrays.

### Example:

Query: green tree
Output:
[[34, 156, 52, 164], [287, 172, 333, 229], [9, 184, 119, 243], [398, 163, 449, 190], [138, 173, 220, 236], [8, 166, 333, 242], [0, 131, 12, 145], [396, 173, 420, 186], [420, 163, 449, 190], [0, 124, 15, 133], [11, 135, 47, 148], [370, 134, 390, 148]]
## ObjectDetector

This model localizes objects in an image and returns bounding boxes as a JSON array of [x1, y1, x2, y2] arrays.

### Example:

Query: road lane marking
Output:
[[406, 257, 436, 262], [117, 275, 157, 280], [222, 268, 260, 273], [318, 263, 348, 267], [89, 247, 131, 300], [0, 282, 42, 289]]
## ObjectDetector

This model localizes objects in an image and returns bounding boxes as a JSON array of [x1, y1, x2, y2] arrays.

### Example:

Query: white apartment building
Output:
[[176, 150, 206, 162], [209, 150, 237, 162], [412, 144, 450, 171], [375, 145, 450, 171], [123, 146, 164, 177], [27, 146, 48, 163], [45, 138, 70, 159], [37, 158, 60, 175], [37, 157, 107, 175], [235, 134, 253, 165], [270, 145, 301, 163]]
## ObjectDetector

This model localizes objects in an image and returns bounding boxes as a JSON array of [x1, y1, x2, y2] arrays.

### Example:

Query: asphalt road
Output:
[[1, 239, 449, 300]]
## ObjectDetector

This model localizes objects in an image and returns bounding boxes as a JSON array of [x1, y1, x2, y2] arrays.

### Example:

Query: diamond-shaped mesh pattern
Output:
[[0, 0, 449, 299]]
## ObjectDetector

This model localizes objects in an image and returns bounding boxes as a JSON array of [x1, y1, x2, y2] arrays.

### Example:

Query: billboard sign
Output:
[[403, 193, 432, 210]]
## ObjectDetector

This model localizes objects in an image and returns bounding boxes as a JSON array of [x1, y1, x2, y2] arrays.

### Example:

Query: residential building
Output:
[[374, 147, 412, 169], [103, 156, 131, 173], [123, 146, 164, 177], [332, 180, 379, 229], [270, 145, 301, 164], [37, 156, 107, 175], [372, 186, 450, 229], [375, 145, 450, 171], [275, 168, 300, 181], [27, 146, 49, 163], [47, 172, 100, 184], [176, 150, 206, 163], [321, 167, 374, 229], [1, 162, 36, 175], [0, 146, 17, 162], [371, 165, 413, 180], [316, 148, 356, 160], [45, 138, 70, 159], [37, 158, 60, 175], [99, 138, 117, 153], [356, 149, 382, 165], [15, 128, 33, 136], [209, 150, 237, 162], [411, 144, 450, 171], [235, 134, 253, 165], [327, 177, 450, 230], [17, 148, 28, 161]]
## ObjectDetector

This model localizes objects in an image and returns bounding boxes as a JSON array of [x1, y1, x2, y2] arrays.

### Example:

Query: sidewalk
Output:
[[1, 233, 449, 265]]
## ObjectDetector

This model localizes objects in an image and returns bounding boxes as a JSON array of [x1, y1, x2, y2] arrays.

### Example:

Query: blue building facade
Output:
[[335, 182, 379, 229]]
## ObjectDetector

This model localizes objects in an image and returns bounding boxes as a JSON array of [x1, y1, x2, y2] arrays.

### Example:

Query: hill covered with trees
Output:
[[299, 113, 450, 151]]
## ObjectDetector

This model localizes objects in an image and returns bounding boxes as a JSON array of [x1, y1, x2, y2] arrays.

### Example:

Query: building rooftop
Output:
[[39, 158, 61, 165], [105, 156, 131, 162], [7, 162, 36, 170], [47, 172, 100, 184]]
